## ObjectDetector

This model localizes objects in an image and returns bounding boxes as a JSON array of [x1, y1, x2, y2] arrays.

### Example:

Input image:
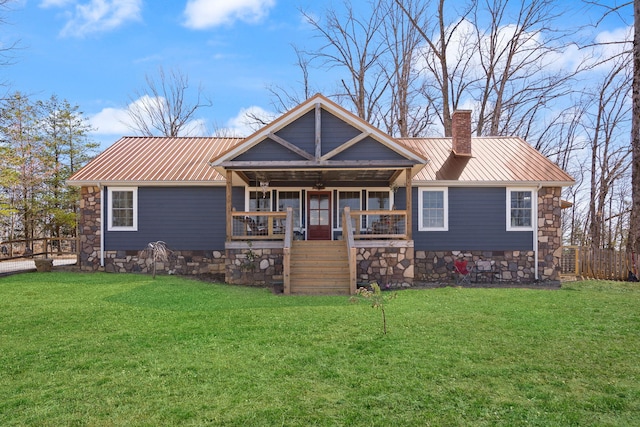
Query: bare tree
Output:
[[126, 66, 212, 137], [302, 2, 390, 124], [0, 0, 21, 90], [472, 0, 577, 140], [380, 0, 433, 137], [397, 0, 474, 136], [630, 0, 640, 257], [582, 0, 636, 255], [266, 46, 318, 114], [584, 55, 632, 249]]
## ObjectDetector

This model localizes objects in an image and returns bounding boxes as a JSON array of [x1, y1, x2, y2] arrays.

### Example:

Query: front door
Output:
[[307, 191, 331, 240]]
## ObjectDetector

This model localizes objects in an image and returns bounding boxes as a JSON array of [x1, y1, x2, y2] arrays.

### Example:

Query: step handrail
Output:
[[283, 207, 293, 295], [343, 207, 357, 294]]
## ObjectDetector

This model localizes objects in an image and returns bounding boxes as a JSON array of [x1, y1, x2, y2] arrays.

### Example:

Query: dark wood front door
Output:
[[307, 191, 331, 240]]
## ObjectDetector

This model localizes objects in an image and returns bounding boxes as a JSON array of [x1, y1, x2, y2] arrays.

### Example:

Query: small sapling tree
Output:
[[350, 282, 397, 335]]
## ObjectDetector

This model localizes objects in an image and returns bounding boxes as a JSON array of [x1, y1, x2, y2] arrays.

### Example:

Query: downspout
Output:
[[99, 184, 105, 268], [534, 184, 542, 281]]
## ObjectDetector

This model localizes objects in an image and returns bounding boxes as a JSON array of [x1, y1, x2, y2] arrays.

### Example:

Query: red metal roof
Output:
[[399, 137, 574, 185], [68, 136, 243, 185], [68, 135, 573, 186]]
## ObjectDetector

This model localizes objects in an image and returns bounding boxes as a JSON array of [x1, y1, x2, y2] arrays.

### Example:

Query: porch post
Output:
[[405, 168, 412, 239], [226, 169, 232, 241]]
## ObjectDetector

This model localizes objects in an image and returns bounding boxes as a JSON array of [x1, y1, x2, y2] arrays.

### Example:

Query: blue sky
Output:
[[4, 0, 324, 147], [1, 0, 632, 149]]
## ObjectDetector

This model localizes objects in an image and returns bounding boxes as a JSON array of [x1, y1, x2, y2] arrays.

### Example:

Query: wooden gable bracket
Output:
[[320, 131, 370, 162], [235, 171, 251, 185], [267, 132, 315, 161], [315, 103, 322, 160], [388, 169, 403, 186]]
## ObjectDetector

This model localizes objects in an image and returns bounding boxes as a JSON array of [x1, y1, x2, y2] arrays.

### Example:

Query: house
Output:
[[68, 94, 574, 294]]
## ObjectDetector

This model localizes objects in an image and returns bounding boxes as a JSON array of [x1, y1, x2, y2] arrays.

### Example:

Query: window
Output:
[[338, 191, 361, 228], [418, 188, 448, 231], [367, 191, 391, 227], [507, 188, 534, 231], [108, 187, 137, 231], [249, 190, 271, 212], [278, 191, 301, 228]]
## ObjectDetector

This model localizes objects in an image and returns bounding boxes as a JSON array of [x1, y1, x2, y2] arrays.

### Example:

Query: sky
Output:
[[1, 0, 633, 150], [3, 0, 324, 148]]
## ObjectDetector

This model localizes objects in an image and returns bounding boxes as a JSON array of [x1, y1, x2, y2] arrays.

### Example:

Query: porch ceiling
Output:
[[237, 168, 400, 187]]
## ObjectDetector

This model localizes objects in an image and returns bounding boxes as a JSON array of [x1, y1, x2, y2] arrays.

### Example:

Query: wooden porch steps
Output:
[[290, 240, 350, 295]]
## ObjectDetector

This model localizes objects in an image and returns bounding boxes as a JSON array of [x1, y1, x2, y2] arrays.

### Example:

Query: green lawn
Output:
[[1, 273, 639, 426]]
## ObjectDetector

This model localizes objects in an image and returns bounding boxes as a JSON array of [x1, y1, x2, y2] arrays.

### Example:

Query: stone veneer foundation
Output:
[[355, 245, 414, 288], [103, 250, 225, 275], [225, 246, 284, 285]]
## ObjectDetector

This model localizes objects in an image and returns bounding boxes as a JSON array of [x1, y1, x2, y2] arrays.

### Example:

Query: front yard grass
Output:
[[1, 272, 639, 426]]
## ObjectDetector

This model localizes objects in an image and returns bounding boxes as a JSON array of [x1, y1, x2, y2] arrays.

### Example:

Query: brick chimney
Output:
[[451, 110, 472, 157]]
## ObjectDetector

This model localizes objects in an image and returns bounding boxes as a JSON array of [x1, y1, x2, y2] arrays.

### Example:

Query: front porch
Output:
[[210, 94, 426, 294], [224, 206, 414, 294]]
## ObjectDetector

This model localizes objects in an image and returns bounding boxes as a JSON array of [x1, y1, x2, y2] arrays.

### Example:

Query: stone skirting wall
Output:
[[225, 245, 284, 286], [79, 186, 102, 271], [356, 245, 414, 288], [103, 250, 226, 275], [538, 187, 563, 281], [415, 250, 537, 282]]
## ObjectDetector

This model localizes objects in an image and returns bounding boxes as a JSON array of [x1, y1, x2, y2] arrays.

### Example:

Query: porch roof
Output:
[[209, 94, 428, 182]]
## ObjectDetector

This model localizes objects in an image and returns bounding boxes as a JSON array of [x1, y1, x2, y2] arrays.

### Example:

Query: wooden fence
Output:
[[1, 237, 79, 260], [561, 246, 638, 281]]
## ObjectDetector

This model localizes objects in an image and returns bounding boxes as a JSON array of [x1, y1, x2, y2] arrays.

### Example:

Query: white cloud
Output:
[[594, 25, 633, 61], [88, 105, 133, 135], [216, 106, 276, 137], [51, 0, 142, 38], [89, 96, 209, 137], [40, 0, 74, 7], [183, 0, 275, 29]]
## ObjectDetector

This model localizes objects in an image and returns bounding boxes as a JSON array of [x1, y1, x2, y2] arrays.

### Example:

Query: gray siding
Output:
[[232, 186, 245, 211], [105, 187, 227, 251], [413, 187, 533, 251], [332, 136, 408, 161], [320, 109, 361, 154], [275, 110, 316, 154], [233, 138, 304, 162]]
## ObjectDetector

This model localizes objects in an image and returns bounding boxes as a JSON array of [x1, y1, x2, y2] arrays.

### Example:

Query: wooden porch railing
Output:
[[230, 211, 287, 240], [283, 207, 293, 295], [349, 209, 408, 240], [343, 207, 357, 294]]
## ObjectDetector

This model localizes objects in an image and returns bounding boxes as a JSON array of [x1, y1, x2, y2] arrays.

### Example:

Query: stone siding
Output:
[[79, 186, 102, 271], [415, 250, 537, 282], [538, 187, 563, 281], [356, 245, 414, 288], [225, 246, 284, 286], [103, 250, 226, 275]]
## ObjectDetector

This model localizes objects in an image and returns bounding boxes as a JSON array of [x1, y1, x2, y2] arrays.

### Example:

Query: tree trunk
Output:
[[629, 0, 640, 263]]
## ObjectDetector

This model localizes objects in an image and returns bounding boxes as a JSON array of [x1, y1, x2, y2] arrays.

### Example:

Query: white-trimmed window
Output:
[[507, 188, 535, 231], [338, 190, 361, 228], [418, 188, 448, 231], [277, 190, 301, 228], [108, 187, 138, 231]]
